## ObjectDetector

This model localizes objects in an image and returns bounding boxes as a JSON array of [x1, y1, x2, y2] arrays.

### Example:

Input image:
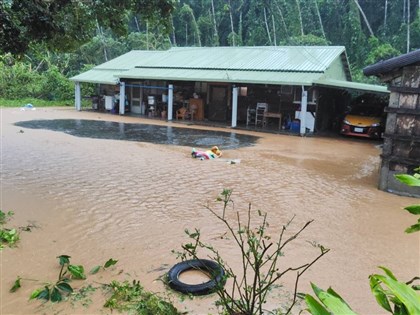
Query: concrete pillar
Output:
[[300, 87, 308, 135], [231, 86, 238, 128], [75, 82, 81, 111], [119, 82, 126, 115], [168, 84, 174, 121]]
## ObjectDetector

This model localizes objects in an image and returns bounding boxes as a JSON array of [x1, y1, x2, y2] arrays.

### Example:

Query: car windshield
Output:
[[350, 105, 382, 117]]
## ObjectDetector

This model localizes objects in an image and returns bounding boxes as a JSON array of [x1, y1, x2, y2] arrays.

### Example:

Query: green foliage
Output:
[[29, 255, 83, 302], [0, 210, 20, 249], [0, 0, 176, 55], [90, 258, 118, 275], [305, 283, 357, 315], [0, 55, 73, 101], [366, 37, 401, 65], [104, 280, 181, 315], [395, 167, 420, 233], [285, 34, 331, 46], [369, 267, 420, 315], [306, 268, 420, 315], [173, 189, 329, 315]]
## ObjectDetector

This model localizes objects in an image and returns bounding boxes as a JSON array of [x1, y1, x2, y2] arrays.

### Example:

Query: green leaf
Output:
[[305, 294, 330, 315], [404, 205, 420, 215], [370, 276, 392, 312], [57, 255, 71, 266], [90, 265, 101, 275], [405, 223, 420, 234], [326, 287, 353, 309], [317, 291, 358, 314], [56, 282, 73, 293], [36, 287, 50, 301], [378, 266, 398, 281], [311, 282, 324, 298], [104, 258, 118, 268], [395, 174, 420, 187], [373, 274, 420, 315], [29, 288, 42, 300], [50, 287, 62, 302], [68, 265, 86, 279], [10, 277, 21, 293]]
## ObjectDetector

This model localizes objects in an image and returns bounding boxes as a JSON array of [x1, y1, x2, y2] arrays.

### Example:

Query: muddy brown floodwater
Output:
[[1, 107, 419, 315]]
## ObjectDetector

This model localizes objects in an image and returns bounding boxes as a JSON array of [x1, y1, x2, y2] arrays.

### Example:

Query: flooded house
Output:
[[70, 46, 387, 136], [364, 49, 420, 197]]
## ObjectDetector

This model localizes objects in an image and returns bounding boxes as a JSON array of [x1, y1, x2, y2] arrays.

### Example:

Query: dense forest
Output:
[[0, 0, 419, 101]]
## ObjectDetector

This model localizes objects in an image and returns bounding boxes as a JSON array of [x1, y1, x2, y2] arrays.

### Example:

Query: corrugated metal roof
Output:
[[120, 68, 323, 85], [130, 46, 346, 72], [70, 46, 356, 87], [94, 50, 166, 70], [70, 69, 123, 84], [314, 78, 389, 93]]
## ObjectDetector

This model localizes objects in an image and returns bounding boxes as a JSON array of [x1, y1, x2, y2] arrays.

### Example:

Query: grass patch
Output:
[[0, 98, 88, 107]]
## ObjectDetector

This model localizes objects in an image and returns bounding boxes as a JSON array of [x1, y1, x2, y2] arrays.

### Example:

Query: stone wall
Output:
[[380, 65, 420, 197]]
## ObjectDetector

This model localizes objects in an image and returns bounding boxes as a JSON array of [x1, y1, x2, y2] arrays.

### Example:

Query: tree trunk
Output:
[[134, 16, 140, 32], [353, 0, 374, 36], [384, 0, 388, 34], [314, 0, 326, 39], [190, 9, 202, 46], [263, 8, 272, 44], [96, 21, 108, 61], [275, 1, 289, 39], [146, 22, 149, 50], [185, 22, 188, 46], [228, 0, 236, 46], [403, 0, 406, 23], [407, 0, 410, 52], [272, 14, 277, 46], [296, 0, 304, 36], [211, 0, 219, 45], [171, 14, 177, 46]]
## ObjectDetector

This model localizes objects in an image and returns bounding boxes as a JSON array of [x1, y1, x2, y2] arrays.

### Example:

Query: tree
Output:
[[0, 0, 176, 55]]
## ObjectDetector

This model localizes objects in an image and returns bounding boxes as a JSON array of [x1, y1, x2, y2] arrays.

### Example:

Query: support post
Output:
[[300, 87, 308, 135], [168, 84, 173, 121], [75, 82, 81, 111], [119, 81, 126, 115], [231, 86, 238, 127]]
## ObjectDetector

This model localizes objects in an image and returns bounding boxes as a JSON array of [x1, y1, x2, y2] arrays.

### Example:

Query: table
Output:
[[263, 112, 282, 129]]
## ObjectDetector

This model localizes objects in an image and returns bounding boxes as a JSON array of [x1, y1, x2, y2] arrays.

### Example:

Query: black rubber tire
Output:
[[167, 259, 225, 295]]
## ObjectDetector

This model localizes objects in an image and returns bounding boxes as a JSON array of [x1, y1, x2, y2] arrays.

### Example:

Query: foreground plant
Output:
[[395, 166, 420, 233], [29, 255, 86, 302], [104, 280, 181, 315], [305, 268, 420, 315], [0, 210, 20, 249], [173, 189, 329, 315]]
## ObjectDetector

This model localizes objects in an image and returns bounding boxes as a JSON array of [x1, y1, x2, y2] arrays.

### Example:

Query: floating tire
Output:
[[167, 259, 225, 295]]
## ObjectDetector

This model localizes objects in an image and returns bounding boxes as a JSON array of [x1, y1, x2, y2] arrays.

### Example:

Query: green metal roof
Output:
[[121, 67, 324, 85], [70, 69, 122, 84], [132, 46, 346, 72], [69, 46, 390, 94], [314, 78, 389, 93]]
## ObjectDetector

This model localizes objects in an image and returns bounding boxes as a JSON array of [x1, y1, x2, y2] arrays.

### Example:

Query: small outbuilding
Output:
[[364, 49, 420, 197], [71, 46, 387, 135]]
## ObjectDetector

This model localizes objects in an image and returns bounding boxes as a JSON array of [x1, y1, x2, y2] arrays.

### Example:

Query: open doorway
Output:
[[208, 85, 229, 121]]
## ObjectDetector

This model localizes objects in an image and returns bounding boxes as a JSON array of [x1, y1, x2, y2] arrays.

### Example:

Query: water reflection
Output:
[[15, 119, 260, 149]]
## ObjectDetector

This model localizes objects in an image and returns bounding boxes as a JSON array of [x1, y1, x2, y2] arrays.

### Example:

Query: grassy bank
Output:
[[0, 98, 85, 107]]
